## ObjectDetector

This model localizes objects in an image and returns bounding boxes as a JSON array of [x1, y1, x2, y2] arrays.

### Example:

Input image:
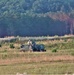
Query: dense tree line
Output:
[[0, 0, 74, 37]]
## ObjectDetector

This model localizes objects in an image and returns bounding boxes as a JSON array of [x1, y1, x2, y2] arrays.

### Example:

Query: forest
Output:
[[0, 0, 74, 37]]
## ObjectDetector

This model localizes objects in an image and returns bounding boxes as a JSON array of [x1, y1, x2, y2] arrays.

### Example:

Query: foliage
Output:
[[2, 53, 7, 59], [52, 48, 58, 52], [0, 0, 74, 37], [3, 50, 7, 52], [10, 44, 15, 48], [0, 44, 2, 47]]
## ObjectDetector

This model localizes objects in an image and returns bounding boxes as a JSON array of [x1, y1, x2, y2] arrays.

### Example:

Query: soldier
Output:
[[27, 40, 32, 46], [27, 40, 33, 52]]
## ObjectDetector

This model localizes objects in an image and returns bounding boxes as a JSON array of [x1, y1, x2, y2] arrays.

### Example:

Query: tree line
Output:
[[0, 0, 74, 37]]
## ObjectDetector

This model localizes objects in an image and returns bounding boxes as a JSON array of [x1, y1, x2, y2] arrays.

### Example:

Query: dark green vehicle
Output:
[[20, 40, 46, 52]]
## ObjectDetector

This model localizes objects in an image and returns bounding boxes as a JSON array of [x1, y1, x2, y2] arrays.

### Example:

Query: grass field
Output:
[[0, 37, 74, 75]]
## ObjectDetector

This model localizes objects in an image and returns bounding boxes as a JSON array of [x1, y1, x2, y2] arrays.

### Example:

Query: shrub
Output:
[[2, 54, 7, 59], [2, 50, 7, 53], [71, 52, 74, 56], [10, 44, 15, 48], [52, 48, 58, 52], [0, 44, 2, 47]]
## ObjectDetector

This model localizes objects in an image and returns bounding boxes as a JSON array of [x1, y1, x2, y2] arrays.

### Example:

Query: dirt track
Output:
[[0, 55, 74, 65]]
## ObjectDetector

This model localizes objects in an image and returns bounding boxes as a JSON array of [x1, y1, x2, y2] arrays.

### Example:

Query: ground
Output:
[[0, 37, 74, 75]]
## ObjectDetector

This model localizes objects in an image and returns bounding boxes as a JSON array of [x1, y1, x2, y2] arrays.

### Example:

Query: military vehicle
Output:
[[20, 40, 46, 52]]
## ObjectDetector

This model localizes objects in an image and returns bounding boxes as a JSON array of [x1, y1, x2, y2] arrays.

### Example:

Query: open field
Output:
[[0, 36, 74, 75], [0, 53, 74, 75]]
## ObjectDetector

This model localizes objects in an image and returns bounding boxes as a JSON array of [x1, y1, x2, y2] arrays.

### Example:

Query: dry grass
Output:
[[0, 39, 74, 75]]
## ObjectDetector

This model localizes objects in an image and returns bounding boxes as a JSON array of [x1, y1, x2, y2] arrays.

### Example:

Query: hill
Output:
[[0, 0, 74, 37]]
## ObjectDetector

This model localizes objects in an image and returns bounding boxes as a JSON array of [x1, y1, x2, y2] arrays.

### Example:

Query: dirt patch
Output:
[[0, 55, 74, 65]]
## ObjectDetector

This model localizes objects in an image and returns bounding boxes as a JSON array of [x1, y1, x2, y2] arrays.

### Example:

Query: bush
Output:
[[71, 52, 74, 56], [2, 50, 7, 53], [10, 44, 15, 48], [0, 44, 2, 47], [52, 48, 58, 52], [2, 54, 7, 59]]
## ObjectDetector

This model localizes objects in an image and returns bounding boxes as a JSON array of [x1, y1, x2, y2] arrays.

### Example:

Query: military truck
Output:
[[20, 40, 46, 52]]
